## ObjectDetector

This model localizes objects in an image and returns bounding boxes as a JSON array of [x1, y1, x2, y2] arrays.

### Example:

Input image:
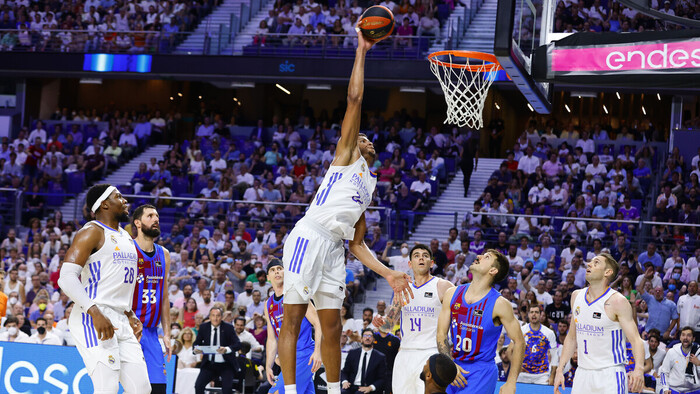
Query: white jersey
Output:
[[303, 156, 377, 240], [79, 221, 138, 312], [399, 277, 441, 350], [573, 287, 626, 369]]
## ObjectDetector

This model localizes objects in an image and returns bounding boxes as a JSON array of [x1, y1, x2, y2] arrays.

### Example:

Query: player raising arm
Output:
[[553, 253, 644, 394]]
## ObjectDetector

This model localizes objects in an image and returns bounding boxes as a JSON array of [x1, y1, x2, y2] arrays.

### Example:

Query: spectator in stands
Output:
[[638, 282, 679, 340], [639, 242, 663, 271], [196, 117, 214, 138], [518, 146, 540, 175]]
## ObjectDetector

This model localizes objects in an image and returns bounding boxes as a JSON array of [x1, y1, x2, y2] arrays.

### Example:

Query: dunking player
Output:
[[373, 244, 454, 394], [265, 259, 323, 394], [132, 204, 172, 394], [278, 27, 413, 394], [58, 184, 150, 393], [553, 253, 645, 394], [436, 250, 525, 394]]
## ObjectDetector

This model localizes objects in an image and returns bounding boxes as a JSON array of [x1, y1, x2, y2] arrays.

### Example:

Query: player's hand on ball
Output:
[[627, 369, 644, 393], [451, 365, 469, 388], [354, 25, 378, 51], [308, 350, 323, 373], [88, 306, 117, 341], [387, 269, 413, 305], [342, 381, 351, 389], [553, 369, 565, 394]]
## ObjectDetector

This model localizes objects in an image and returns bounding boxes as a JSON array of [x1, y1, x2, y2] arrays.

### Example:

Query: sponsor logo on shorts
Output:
[[108, 355, 115, 365]]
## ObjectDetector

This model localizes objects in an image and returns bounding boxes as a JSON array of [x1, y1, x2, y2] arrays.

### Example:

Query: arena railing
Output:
[[0, 29, 438, 58]]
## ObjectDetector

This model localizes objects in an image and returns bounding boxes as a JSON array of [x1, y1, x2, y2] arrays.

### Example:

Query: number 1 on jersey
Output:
[[583, 339, 588, 354], [409, 317, 421, 332]]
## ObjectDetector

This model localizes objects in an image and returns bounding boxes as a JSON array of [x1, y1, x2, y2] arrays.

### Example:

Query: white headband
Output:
[[91, 186, 117, 213]]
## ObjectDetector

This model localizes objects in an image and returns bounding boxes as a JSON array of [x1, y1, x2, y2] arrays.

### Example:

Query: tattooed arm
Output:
[[436, 286, 456, 357], [372, 297, 402, 333]]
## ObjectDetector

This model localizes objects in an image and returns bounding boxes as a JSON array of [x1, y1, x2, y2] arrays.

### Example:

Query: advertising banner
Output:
[[0, 342, 176, 394]]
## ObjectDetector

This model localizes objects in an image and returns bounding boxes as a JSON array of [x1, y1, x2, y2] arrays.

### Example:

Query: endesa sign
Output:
[[547, 36, 700, 76], [0, 342, 176, 393]]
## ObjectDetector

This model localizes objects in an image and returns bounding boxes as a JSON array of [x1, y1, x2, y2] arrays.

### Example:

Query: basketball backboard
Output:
[[494, 0, 554, 114]]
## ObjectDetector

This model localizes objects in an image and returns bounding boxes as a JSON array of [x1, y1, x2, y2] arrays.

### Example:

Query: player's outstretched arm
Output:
[[495, 297, 525, 394], [554, 290, 580, 394], [305, 302, 324, 373], [436, 286, 455, 358], [334, 28, 376, 166], [58, 223, 117, 341], [349, 213, 413, 305], [613, 292, 645, 393]]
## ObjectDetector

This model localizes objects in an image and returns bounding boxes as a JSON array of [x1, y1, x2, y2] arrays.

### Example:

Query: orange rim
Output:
[[428, 50, 502, 72]]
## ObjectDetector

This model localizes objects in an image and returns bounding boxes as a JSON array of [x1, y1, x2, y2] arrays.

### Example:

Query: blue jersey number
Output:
[[409, 317, 422, 332], [583, 339, 588, 354], [124, 267, 134, 284]]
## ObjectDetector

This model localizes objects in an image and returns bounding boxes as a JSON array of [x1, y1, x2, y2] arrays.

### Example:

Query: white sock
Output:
[[284, 385, 297, 394], [327, 381, 341, 394]]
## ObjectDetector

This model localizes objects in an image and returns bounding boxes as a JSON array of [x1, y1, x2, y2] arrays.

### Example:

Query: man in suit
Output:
[[193, 306, 242, 394], [250, 119, 268, 147], [341, 328, 387, 394]]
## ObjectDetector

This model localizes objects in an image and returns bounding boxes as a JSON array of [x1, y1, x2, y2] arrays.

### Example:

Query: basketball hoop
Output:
[[428, 50, 502, 129]]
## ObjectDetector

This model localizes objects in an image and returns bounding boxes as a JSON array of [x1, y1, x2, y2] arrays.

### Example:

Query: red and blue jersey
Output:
[[132, 243, 166, 328], [449, 284, 501, 365], [267, 294, 314, 351]]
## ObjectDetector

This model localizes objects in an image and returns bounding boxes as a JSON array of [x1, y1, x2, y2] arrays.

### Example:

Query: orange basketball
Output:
[[358, 5, 394, 40]]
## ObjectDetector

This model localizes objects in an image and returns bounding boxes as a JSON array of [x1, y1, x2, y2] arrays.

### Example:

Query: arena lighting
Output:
[[495, 102, 501, 110], [642, 106, 647, 115], [307, 84, 331, 90], [169, 96, 174, 101], [198, 95, 202, 99], [616, 91, 621, 99], [177, 92, 183, 97], [570, 91, 597, 98], [233, 97, 238, 101], [276, 84, 291, 95], [657, 93, 661, 101], [230, 82, 255, 88], [527, 103, 534, 112], [565, 104, 571, 113], [603, 105, 609, 114], [79, 78, 102, 84], [399, 86, 426, 93]]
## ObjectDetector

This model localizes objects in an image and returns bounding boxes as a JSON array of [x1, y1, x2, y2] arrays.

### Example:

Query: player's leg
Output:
[[91, 362, 121, 394], [120, 362, 152, 394], [278, 298, 309, 388], [392, 350, 421, 394], [140, 327, 167, 392], [317, 306, 343, 393], [296, 346, 317, 394]]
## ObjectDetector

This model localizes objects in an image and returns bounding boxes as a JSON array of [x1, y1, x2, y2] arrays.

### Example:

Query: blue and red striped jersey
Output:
[[132, 243, 166, 328], [266, 294, 314, 351], [449, 284, 501, 364]]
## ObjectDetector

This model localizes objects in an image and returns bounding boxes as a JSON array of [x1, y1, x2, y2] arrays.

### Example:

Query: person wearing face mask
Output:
[[3, 268, 26, 306], [169, 283, 184, 302], [27, 317, 62, 345], [0, 316, 30, 342], [381, 241, 411, 276], [528, 181, 550, 215], [248, 230, 266, 257], [237, 281, 255, 308], [173, 261, 201, 291], [191, 237, 215, 266], [665, 264, 691, 287]]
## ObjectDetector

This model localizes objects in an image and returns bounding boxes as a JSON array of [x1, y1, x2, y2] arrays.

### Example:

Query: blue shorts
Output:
[[269, 346, 315, 394], [140, 326, 166, 384], [446, 361, 498, 394]]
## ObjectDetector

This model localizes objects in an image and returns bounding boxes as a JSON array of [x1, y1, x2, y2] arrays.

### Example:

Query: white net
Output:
[[429, 52, 499, 129]]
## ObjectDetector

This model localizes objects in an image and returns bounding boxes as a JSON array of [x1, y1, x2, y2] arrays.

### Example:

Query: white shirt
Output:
[[209, 158, 227, 173], [644, 341, 666, 374], [518, 155, 540, 174], [27, 332, 62, 345], [575, 139, 595, 154], [535, 290, 553, 306], [410, 180, 431, 195], [209, 324, 225, 363], [677, 293, 700, 331], [507, 255, 524, 268], [659, 343, 700, 393], [236, 329, 262, 360]]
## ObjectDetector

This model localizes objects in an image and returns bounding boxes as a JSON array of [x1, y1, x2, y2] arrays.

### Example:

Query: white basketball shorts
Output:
[[68, 305, 147, 375], [283, 219, 346, 310], [517, 371, 550, 385], [572, 365, 628, 394], [392, 348, 437, 394]]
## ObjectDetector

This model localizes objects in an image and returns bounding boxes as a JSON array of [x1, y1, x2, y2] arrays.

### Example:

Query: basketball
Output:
[[358, 5, 394, 40]]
